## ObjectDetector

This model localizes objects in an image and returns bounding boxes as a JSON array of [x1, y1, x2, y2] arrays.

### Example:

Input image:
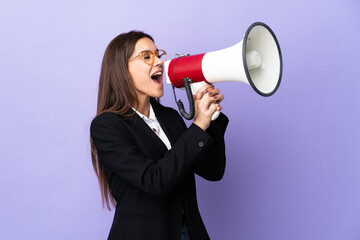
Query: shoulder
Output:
[[90, 112, 134, 135], [91, 112, 119, 127]]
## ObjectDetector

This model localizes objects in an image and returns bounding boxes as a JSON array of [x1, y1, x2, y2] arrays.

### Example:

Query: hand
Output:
[[193, 84, 224, 131]]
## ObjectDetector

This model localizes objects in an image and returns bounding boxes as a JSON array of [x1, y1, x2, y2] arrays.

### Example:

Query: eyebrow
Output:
[[138, 48, 159, 53]]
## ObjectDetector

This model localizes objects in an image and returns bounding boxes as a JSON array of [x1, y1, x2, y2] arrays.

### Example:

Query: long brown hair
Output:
[[91, 31, 154, 210]]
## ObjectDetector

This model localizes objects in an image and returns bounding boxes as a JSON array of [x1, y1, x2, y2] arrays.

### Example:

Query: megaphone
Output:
[[164, 22, 283, 120]]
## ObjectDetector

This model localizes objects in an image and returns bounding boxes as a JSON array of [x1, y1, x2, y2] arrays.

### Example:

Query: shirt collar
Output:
[[132, 103, 157, 122]]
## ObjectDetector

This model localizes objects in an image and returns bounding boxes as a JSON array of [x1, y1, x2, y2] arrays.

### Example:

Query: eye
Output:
[[141, 51, 152, 60]]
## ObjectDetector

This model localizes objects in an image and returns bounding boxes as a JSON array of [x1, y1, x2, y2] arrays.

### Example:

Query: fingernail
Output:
[[204, 90, 208, 94], [214, 96, 217, 99], [208, 92, 213, 96]]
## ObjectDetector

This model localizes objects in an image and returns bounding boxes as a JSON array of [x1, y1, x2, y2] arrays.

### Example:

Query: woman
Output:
[[90, 31, 228, 240]]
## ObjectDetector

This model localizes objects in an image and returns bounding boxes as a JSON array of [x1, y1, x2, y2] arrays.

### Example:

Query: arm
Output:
[[190, 83, 229, 181], [193, 113, 229, 181], [91, 113, 214, 197]]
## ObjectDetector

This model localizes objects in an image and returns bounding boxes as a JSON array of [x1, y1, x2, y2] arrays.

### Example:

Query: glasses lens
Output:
[[141, 51, 153, 64], [156, 50, 166, 61]]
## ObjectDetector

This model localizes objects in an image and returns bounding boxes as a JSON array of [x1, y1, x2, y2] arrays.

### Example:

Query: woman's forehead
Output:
[[134, 38, 157, 53]]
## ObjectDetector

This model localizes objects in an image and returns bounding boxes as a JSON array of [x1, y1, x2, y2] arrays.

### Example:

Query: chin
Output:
[[154, 90, 164, 98], [156, 92, 164, 98]]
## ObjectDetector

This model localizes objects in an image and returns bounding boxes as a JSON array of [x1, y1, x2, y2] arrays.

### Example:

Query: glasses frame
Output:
[[128, 49, 167, 65]]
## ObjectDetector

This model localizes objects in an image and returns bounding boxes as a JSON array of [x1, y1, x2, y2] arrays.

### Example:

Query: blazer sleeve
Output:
[[193, 113, 229, 181], [90, 113, 215, 197]]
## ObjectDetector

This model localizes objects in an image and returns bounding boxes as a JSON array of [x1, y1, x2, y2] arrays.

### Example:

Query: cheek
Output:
[[129, 64, 151, 84], [128, 67, 140, 87]]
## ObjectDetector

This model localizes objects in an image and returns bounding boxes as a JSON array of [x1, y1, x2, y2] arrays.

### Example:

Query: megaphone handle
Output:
[[190, 81, 220, 121]]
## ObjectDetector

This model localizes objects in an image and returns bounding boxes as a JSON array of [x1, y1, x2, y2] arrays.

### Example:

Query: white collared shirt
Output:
[[132, 104, 172, 150]]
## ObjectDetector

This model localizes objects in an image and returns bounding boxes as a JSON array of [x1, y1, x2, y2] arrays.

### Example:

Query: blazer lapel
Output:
[[151, 101, 178, 148], [128, 109, 169, 154]]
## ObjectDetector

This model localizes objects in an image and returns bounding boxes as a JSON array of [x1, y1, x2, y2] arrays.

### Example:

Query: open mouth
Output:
[[151, 72, 163, 83]]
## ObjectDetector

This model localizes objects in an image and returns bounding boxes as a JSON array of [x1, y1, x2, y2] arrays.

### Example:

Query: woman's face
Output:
[[128, 37, 164, 102]]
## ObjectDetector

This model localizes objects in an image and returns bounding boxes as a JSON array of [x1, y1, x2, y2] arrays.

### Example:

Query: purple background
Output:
[[1, 0, 359, 239]]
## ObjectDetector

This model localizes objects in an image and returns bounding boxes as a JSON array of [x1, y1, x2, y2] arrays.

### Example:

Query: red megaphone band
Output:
[[167, 53, 208, 88]]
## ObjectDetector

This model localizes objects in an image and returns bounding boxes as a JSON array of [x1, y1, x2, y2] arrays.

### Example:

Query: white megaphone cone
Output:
[[164, 22, 283, 120]]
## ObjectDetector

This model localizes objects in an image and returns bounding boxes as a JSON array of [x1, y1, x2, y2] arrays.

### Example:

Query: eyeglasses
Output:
[[128, 49, 167, 65]]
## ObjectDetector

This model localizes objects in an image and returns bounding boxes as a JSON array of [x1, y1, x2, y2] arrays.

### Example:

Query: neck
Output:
[[135, 95, 150, 118]]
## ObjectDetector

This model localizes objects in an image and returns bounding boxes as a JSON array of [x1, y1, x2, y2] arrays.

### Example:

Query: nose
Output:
[[154, 55, 163, 67]]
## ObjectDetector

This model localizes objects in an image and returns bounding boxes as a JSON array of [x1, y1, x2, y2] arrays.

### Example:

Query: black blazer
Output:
[[90, 100, 229, 240]]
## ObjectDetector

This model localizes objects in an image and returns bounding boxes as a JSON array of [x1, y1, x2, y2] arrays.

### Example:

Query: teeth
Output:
[[152, 72, 162, 77]]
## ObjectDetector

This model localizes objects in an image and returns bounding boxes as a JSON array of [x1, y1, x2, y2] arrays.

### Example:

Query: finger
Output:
[[209, 103, 223, 114], [207, 88, 220, 97], [196, 84, 214, 100], [203, 96, 220, 111], [198, 90, 218, 108], [197, 95, 213, 112], [204, 93, 224, 105], [208, 103, 220, 114], [213, 94, 224, 103]]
